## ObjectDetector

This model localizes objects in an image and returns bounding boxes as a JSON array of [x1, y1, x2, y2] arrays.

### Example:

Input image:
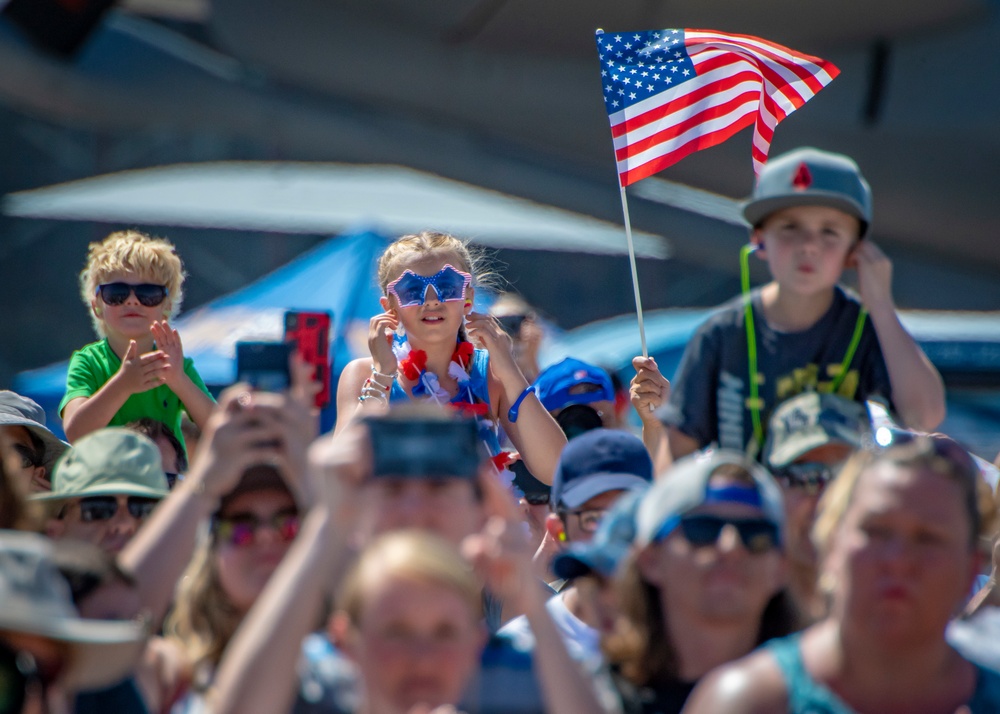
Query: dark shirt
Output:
[[659, 286, 891, 454], [75, 677, 148, 714], [613, 671, 697, 714]]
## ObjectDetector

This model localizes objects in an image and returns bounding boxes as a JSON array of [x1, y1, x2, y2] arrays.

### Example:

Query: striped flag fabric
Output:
[[596, 28, 839, 186]]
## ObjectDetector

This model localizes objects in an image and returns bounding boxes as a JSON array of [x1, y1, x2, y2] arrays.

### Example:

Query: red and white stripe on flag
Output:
[[599, 29, 839, 186]]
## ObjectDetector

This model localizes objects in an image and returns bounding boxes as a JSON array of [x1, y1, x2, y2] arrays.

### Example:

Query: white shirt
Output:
[[499, 589, 602, 665]]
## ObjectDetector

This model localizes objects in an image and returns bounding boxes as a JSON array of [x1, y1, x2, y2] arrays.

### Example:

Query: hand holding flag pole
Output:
[[595, 27, 839, 361]]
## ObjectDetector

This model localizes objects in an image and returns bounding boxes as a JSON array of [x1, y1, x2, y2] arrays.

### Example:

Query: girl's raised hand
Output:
[[465, 312, 518, 376], [367, 311, 399, 377]]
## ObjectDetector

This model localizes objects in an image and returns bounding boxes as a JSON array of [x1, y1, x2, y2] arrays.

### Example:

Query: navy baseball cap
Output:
[[534, 358, 615, 413], [552, 487, 647, 580], [551, 428, 653, 511], [742, 147, 872, 236]]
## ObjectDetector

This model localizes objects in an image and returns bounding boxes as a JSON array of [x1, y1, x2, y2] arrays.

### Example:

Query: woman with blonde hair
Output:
[[166, 464, 303, 712], [685, 433, 1000, 713]]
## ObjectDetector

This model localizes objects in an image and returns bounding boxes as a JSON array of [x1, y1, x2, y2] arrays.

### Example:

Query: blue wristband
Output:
[[507, 385, 536, 423]]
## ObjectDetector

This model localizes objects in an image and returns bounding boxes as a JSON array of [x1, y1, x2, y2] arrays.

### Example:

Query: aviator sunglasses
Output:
[[96, 282, 169, 307], [386, 265, 471, 308], [74, 495, 159, 523], [658, 514, 780, 554], [213, 509, 301, 547]]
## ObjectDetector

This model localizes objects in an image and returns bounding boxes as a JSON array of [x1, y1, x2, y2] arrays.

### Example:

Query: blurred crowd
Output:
[[2, 146, 1000, 714]]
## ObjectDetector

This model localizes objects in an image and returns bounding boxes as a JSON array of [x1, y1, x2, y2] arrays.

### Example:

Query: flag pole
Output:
[[618, 183, 648, 359]]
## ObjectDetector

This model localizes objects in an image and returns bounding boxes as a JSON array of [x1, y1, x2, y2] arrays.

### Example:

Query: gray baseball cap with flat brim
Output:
[[742, 147, 872, 236], [0, 530, 148, 690], [0, 390, 69, 472], [30, 428, 169, 507]]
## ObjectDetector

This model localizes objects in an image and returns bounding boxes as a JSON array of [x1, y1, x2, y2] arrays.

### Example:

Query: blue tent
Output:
[[14, 229, 438, 434]]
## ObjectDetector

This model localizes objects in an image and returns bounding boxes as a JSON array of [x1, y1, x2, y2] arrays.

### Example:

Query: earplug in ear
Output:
[[558, 531, 567, 542]]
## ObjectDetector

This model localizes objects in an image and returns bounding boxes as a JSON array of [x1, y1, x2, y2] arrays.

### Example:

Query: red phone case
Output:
[[284, 311, 332, 408]]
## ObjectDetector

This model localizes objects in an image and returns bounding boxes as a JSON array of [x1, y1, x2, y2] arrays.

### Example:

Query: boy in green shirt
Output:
[[61, 230, 215, 451]]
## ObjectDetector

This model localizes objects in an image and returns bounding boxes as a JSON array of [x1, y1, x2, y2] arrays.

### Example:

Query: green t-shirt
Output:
[[59, 339, 213, 453]]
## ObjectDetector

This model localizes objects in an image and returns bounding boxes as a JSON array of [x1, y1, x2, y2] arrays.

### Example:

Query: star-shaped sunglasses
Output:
[[386, 264, 472, 307]]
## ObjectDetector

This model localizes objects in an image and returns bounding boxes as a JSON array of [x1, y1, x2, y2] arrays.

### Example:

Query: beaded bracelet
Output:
[[371, 365, 395, 382], [363, 376, 390, 393], [358, 381, 389, 404]]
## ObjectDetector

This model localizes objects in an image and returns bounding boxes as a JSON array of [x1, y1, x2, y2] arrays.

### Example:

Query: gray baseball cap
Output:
[[635, 450, 784, 548], [742, 147, 872, 235], [31, 428, 169, 506], [0, 391, 69, 472], [764, 392, 868, 470]]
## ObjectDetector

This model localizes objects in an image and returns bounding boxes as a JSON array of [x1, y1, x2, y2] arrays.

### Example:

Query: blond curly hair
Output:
[[79, 230, 186, 336]]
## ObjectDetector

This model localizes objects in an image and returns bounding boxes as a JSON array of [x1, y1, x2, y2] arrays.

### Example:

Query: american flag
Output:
[[596, 29, 839, 186]]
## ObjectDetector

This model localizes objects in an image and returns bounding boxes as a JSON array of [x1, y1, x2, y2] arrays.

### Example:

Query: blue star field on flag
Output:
[[598, 29, 696, 114]]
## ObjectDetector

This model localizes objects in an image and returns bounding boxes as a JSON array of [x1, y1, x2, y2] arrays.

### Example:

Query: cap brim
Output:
[[0, 416, 69, 472], [30, 482, 169, 505], [558, 474, 649, 510], [0, 610, 148, 690], [742, 193, 867, 231], [552, 543, 626, 580], [767, 430, 833, 469]]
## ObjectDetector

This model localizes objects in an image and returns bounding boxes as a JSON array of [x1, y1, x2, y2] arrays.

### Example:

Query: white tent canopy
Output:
[[3, 161, 670, 258]]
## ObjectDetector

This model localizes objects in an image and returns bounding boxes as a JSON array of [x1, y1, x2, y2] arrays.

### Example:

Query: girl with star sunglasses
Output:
[[333, 230, 566, 486]]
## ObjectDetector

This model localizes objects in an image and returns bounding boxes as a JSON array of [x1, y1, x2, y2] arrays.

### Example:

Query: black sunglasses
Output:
[[774, 462, 836, 495], [95, 282, 169, 307], [523, 492, 550, 507], [11, 443, 42, 470], [76, 495, 159, 523], [679, 514, 781, 554], [0, 640, 63, 714]]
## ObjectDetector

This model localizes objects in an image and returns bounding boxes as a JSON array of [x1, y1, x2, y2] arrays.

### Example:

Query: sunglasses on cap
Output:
[[95, 282, 169, 307], [213, 509, 300, 548], [774, 462, 837, 495], [386, 265, 471, 308], [659, 514, 780, 554], [0, 640, 65, 714], [74, 495, 159, 523]]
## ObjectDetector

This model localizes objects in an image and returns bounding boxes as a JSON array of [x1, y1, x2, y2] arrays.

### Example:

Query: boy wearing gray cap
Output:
[[632, 147, 944, 462]]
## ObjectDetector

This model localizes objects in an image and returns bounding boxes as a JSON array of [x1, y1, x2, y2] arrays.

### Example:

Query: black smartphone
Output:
[[496, 314, 528, 337], [235, 341, 292, 392], [367, 417, 483, 479]]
